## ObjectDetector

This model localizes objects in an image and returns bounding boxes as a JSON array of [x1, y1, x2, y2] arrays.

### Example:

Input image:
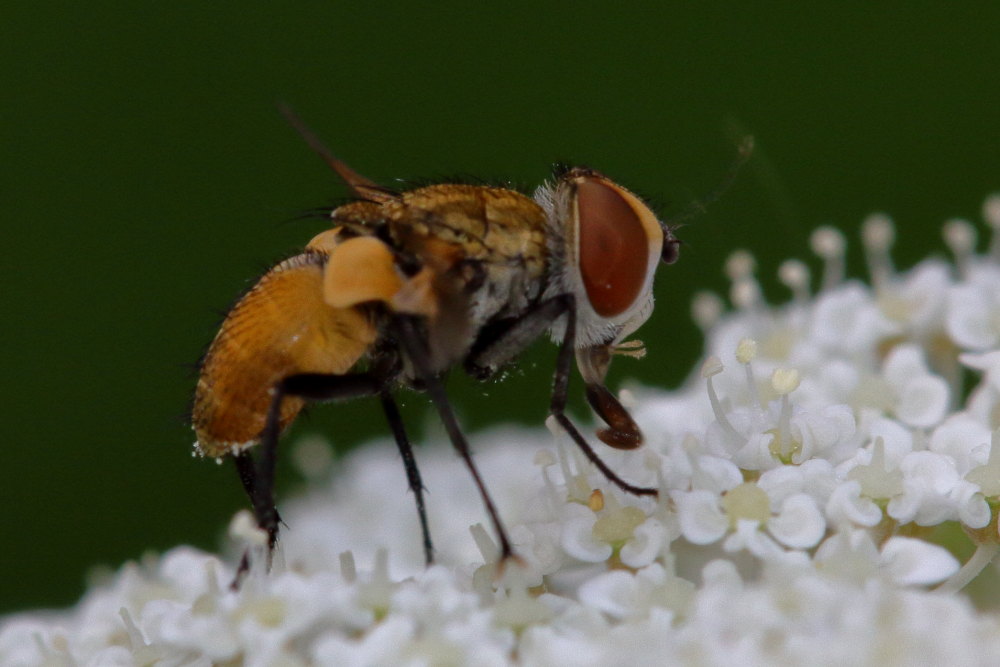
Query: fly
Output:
[[192, 111, 747, 584]]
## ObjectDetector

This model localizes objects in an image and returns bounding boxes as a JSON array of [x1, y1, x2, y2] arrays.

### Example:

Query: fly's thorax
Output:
[[535, 169, 668, 348], [387, 184, 551, 324]]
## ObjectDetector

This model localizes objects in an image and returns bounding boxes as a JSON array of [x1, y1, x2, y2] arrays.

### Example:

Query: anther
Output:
[[810, 226, 846, 291]]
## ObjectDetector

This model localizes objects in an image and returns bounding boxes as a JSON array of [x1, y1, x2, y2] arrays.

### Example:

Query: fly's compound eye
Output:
[[576, 177, 659, 318], [661, 231, 680, 265]]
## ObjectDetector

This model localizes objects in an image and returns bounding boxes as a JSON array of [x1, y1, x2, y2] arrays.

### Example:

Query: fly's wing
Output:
[[279, 104, 400, 205], [193, 251, 376, 458]]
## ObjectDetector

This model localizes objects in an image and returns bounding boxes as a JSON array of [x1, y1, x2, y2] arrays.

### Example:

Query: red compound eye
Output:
[[577, 178, 649, 317]]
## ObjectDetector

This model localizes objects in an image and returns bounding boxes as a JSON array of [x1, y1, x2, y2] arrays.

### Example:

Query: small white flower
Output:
[[809, 283, 900, 355], [876, 259, 952, 339], [826, 480, 884, 527], [889, 451, 962, 525], [789, 403, 857, 463], [845, 436, 905, 501], [929, 413, 991, 474], [675, 489, 729, 545], [559, 493, 665, 569], [947, 265, 1000, 350], [577, 562, 695, 622], [882, 344, 950, 428], [676, 480, 825, 554], [764, 494, 826, 549], [814, 529, 958, 587]]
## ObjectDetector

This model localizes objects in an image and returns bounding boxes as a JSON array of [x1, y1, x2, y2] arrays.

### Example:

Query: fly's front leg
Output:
[[465, 295, 656, 497], [548, 298, 658, 497], [577, 345, 644, 450], [464, 295, 575, 379]]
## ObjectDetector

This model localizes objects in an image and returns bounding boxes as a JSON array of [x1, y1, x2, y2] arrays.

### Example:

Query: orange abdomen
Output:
[[193, 251, 376, 458]]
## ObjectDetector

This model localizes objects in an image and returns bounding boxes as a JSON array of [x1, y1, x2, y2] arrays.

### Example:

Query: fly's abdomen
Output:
[[193, 252, 376, 458]]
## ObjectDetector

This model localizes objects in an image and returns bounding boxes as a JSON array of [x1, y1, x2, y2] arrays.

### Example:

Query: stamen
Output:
[[357, 549, 393, 616], [942, 218, 977, 280], [546, 418, 591, 503], [731, 279, 762, 312], [966, 429, 1000, 497], [771, 368, 800, 460], [726, 250, 763, 313], [119, 608, 154, 658], [848, 437, 904, 499], [618, 388, 637, 410], [735, 337, 758, 365], [725, 250, 756, 282], [702, 357, 741, 442], [692, 291, 724, 332], [771, 368, 801, 396], [861, 213, 895, 290], [339, 551, 357, 583], [810, 226, 846, 291], [534, 448, 564, 508], [588, 488, 605, 512], [736, 338, 763, 411], [983, 193, 1000, 261], [778, 259, 811, 304], [471, 523, 500, 564], [229, 510, 269, 547]]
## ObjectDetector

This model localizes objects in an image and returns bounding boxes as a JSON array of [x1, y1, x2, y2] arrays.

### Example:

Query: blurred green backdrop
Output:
[[3, 3, 999, 613]]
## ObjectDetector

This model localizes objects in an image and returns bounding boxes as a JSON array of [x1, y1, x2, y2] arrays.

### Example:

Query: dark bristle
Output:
[[174, 406, 195, 429], [393, 173, 530, 194], [287, 207, 335, 223], [550, 162, 575, 179], [179, 359, 201, 377]]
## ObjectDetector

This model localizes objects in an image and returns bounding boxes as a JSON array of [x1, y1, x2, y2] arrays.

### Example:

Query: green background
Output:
[[3, 3, 999, 613]]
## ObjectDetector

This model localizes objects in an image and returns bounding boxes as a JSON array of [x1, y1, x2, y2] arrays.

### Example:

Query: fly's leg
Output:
[[577, 345, 644, 450], [232, 372, 382, 588], [548, 299, 657, 497], [464, 295, 575, 378], [380, 391, 434, 565], [232, 450, 275, 584], [466, 294, 657, 497], [392, 315, 518, 563]]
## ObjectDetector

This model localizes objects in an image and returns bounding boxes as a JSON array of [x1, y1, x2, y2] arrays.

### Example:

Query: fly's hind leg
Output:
[[231, 372, 382, 588], [231, 450, 278, 586]]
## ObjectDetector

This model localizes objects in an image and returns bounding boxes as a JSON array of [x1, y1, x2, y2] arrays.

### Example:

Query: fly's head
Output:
[[534, 167, 679, 450], [536, 167, 678, 356]]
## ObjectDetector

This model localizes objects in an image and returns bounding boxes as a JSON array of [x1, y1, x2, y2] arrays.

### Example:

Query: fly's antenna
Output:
[[277, 103, 399, 203], [669, 135, 754, 227]]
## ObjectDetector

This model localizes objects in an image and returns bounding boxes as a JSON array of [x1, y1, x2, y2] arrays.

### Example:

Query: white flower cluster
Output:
[[7, 197, 1000, 665]]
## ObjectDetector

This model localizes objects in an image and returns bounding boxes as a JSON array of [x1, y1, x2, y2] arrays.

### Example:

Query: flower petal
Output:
[[768, 494, 826, 548], [880, 537, 959, 586]]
